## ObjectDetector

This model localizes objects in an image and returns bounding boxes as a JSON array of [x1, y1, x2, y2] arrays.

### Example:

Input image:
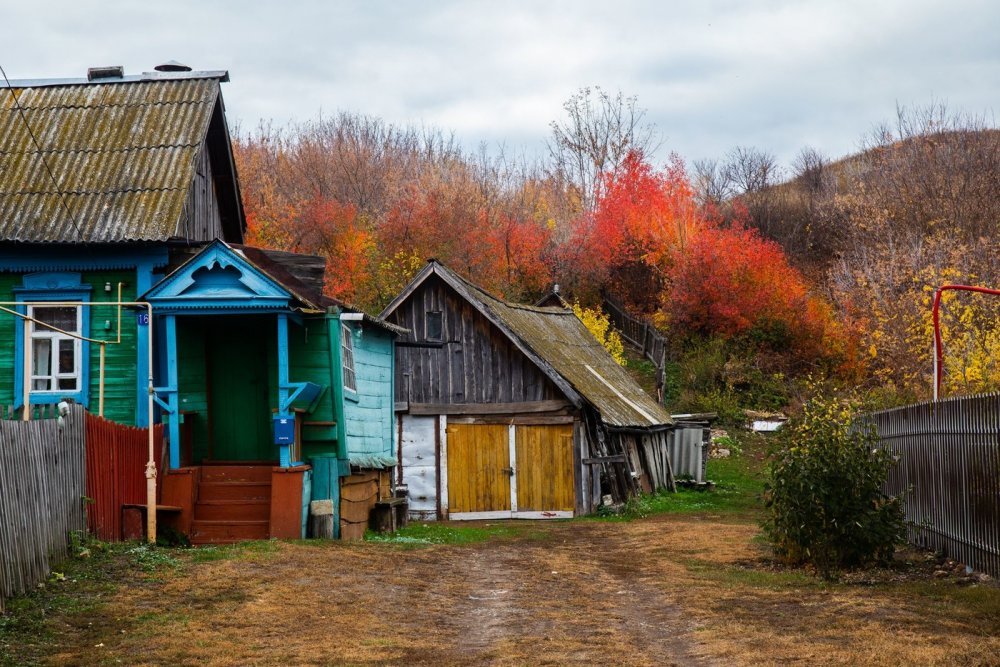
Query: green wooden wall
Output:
[[289, 316, 339, 460], [0, 270, 139, 424], [175, 317, 209, 461], [0, 273, 17, 407]]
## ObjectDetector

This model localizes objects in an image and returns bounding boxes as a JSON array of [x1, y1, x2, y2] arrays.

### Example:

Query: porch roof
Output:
[[143, 239, 321, 313]]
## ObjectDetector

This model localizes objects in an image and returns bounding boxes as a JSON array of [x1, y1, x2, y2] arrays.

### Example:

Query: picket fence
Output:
[[0, 404, 87, 612], [867, 394, 1000, 578]]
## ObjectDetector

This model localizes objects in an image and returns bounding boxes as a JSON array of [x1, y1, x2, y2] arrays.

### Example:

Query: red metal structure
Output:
[[931, 284, 1000, 400], [85, 412, 164, 541]]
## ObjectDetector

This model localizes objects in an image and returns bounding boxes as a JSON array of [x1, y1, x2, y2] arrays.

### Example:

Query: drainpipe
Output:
[[932, 284, 1000, 401]]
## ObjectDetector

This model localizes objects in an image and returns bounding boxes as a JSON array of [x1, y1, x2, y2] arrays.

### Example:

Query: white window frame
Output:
[[341, 323, 357, 393], [27, 304, 83, 396]]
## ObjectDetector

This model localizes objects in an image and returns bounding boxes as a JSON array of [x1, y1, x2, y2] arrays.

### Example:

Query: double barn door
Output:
[[446, 423, 575, 519]]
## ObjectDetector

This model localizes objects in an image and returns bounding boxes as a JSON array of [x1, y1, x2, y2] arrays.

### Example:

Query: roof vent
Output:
[[87, 66, 125, 81], [154, 60, 192, 72]]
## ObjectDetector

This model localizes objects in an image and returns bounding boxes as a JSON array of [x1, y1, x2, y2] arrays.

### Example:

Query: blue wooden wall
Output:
[[339, 322, 396, 468]]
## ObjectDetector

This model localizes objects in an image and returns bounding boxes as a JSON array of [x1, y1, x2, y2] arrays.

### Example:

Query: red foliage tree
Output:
[[570, 150, 704, 308], [666, 222, 855, 369]]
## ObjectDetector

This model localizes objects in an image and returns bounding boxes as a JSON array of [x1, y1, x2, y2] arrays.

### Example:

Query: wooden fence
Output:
[[0, 404, 86, 612], [602, 295, 668, 400], [85, 413, 164, 542], [867, 394, 1000, 578]]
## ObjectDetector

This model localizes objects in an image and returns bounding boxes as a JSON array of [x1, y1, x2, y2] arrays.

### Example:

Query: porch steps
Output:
[[191, 465, 273, 545]]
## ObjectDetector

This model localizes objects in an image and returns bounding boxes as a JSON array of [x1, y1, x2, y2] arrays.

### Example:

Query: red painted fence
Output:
[[84, 413, 164, 541]]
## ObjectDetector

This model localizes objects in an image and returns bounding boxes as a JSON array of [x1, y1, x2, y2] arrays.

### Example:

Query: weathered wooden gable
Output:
[[389, 274, 561, 406]]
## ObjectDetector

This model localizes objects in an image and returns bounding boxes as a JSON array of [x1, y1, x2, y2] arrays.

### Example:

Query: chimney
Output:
[[154, 60, 193, 72], [87, 66, 124, 81]]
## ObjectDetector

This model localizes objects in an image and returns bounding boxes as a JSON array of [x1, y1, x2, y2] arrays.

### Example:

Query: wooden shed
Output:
[[380, 261, 675, 520]]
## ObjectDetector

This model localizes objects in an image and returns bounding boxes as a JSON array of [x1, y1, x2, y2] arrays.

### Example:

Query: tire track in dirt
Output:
[[433, 522, 714, 666]]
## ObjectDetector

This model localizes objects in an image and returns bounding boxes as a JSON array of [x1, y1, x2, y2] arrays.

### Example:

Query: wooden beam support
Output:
[[408, 400, 571, 416], [582, 454, 627, 465]]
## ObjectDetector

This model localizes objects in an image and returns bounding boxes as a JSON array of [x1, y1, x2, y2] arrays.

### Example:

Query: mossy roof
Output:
[[382, 261, 673, 429], [0, 72, 226, 242]]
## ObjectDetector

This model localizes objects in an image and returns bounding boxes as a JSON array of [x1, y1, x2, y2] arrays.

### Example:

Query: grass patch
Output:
[[184, 539, 281, 564], [683, 558, 821, 590], [0, 538, 181, 667], [597, 431, 767, 520], [365, 521, 527, 546]]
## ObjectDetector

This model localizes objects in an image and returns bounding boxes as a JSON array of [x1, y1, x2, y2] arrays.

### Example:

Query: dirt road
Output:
[[18, 515, 1000, 666]]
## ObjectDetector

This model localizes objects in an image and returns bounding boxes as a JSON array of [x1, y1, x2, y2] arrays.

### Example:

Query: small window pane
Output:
[[33, 378, 51, 391], [33, 306, 78, 333], [57, 377, 77, 390], [341, 324, 357, 392], [32, 339, 51, 375], [58, 339, 75, 374], [425, 311, 443, 340]]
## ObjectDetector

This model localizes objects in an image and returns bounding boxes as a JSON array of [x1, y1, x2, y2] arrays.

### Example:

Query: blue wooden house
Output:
[[0, 64, 400, 541]]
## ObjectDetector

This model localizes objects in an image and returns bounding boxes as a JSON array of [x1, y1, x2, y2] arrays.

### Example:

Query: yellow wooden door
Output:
[[515, 425, 575, 512], [446, 424, 511, 513]]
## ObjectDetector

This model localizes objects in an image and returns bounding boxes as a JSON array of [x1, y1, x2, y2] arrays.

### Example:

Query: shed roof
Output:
[[382, 261, 672, 429], [0, 69, 242, 243]]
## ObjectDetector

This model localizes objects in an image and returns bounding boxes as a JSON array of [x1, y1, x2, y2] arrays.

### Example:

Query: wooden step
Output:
[[198, 481, 272, 502], [194, 499, 270, 522], [199, 465, 273, 483], [189, 519, 270, 545]]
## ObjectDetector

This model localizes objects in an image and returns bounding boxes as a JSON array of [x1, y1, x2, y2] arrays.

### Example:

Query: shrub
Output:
[[572, 302, 626, 366], [763, 392, 906, 575]]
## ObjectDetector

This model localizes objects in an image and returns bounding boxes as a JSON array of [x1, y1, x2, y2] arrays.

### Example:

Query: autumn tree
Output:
[[547, 87, 660, 212]]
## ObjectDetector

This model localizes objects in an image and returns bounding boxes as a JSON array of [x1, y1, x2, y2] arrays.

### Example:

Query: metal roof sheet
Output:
[[0, 75, 221, 242]]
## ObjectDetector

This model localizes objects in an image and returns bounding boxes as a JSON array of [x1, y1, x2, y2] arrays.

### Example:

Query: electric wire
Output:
[[0, 63, 86, 241]]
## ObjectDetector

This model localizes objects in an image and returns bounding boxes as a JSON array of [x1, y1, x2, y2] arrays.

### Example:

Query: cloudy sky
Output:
[[5, 0, 997, 170]]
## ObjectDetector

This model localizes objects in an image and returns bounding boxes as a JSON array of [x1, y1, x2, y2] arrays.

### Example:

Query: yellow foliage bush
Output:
[[572, 302, 626, 366]]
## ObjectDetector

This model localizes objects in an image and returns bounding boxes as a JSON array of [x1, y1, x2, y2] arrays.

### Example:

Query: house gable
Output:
[[144, 240, 291, 312], [385, 272, 564, 406]]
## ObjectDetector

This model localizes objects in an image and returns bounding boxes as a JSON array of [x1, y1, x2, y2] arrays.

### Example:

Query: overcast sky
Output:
[[5, 0, 997, 171]]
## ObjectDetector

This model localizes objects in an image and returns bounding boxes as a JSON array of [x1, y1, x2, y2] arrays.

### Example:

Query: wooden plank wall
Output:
[[84, 412, 165, 542], [0, 404, 86, 612], [339, 470, 383, 540], [388, 276, 562, 405], [867, 394, 1000, 578], [180, 138, 224, 242], [342, 326, 396, 462]]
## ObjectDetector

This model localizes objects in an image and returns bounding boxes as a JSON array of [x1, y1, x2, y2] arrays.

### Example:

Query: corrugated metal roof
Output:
[[0, 75, 221, 242]]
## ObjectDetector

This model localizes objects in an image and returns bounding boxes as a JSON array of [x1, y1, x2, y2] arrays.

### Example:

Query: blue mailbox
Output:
[[273, 415, 295, 445]]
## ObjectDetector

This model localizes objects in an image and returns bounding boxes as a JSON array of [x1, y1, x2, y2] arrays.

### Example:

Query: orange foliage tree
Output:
[[667, 223, 851, 363]]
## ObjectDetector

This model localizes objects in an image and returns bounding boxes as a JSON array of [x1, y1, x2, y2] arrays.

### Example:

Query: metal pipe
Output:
[[99, 343, 105, 417], [931, 284, 1000, 401], [0, 299, 158, 543]]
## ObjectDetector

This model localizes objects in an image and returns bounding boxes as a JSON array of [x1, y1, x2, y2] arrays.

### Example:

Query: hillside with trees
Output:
[[233, 95, 998, 415], [702, 104, 1000, 405]]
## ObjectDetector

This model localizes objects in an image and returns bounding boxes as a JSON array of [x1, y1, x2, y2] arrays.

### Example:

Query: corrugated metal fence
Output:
[[0, 404, 86, 612], [866, 394, 1000, 578], [85, 413, 164, 542], [668, 421, 710, 483]]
